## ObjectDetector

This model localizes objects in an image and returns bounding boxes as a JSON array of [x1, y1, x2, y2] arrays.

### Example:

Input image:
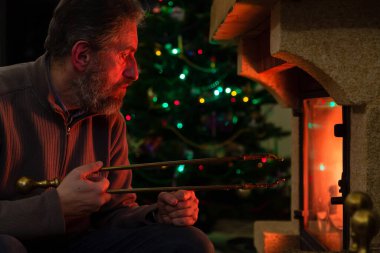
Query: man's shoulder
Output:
[[0, 62, 34, 96], [100, 112, 126, 126]]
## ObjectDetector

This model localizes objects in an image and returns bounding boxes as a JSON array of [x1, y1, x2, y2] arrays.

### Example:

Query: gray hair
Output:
[[45, 0, 144, 59]]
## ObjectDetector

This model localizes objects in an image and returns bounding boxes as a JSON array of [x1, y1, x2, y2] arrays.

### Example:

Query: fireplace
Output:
[[297, 94, 352, 251], [301, 97, 344, 251], [209, 0, 380, 252]]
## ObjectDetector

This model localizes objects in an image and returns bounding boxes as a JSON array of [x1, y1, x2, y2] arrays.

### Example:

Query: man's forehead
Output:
[[108, 21, 138, 50]]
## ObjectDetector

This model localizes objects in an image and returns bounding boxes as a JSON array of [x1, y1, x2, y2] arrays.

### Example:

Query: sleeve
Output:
[[91, 113, 157, 228], [0, 189, 66, 240]]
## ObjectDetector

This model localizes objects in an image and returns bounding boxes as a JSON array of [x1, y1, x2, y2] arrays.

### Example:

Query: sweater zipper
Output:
[[59, 113, 98, 178], [60, 122, 71, 178]]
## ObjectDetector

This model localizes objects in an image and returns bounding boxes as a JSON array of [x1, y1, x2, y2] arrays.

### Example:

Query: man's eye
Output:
[[120, 52, 129, 59]]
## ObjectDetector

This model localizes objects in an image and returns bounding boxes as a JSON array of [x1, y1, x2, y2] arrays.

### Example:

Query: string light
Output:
[[179, 73, 186, 80], [198, 165, 204, 171], [177, 164, 185, 173], [174, 100, 180, 106], [155, 50, 162, 56], [230, 97, 236, 103], [231, 91, 237, 97], [329, 101, 337, 107], [199, 98, 205, 104], [243, 96, 249, 103], [319, 163, 326, 171], [152, 96, 158, 103], [225, 88, 231, 94], [165, 43, 172, 50], [171, 48, 180, 55], [197, 49, 203, 55], [125, 114, 132, 121], [252, 98, 260, 105], [162, 102, 169, 109], [214, 90, 220, 96], [176, 122, 183, 129]]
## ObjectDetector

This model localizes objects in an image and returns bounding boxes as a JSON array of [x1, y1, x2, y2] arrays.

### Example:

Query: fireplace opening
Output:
[[302, 97, 343, 251]]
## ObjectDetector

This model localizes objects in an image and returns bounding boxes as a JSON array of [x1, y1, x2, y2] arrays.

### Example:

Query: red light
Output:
[[125, 115, 132, 121], [161, 120, 167, 127], [261, 157, 267, 163], [174, 100, 180, 106], [231, 97, 236, 103], [197, 49, 203, 55], [198, 165, 204, 171]]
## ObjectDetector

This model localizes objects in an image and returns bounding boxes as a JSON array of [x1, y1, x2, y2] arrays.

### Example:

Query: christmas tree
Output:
[[122, 0, 291, 231]]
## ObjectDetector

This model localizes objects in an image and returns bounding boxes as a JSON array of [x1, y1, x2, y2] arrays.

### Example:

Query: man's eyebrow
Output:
[[122, 46, 137, 52]]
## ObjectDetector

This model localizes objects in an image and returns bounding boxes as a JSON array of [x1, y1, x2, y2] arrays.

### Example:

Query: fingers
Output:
[[157, 190, 199, 226], [57, 161, 111, 217], [158, 190, 194, 205], [74, 161, 103, 177]]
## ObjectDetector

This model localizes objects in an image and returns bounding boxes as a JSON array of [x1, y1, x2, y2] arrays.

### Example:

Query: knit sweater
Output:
[[0, 54, 155, 240]]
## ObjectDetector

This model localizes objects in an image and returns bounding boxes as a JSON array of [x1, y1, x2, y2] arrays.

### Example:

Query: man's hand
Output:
[[57, 161, 111, 217], [156, 190, 199, 226]]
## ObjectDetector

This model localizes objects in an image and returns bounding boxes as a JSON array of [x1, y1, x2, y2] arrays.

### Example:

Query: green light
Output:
[[236, 169, 241, 175], [329, 101, 337, 107], [152, 96, 158, 103], [162, 102, 169, 108], [252, 99, 260, 105], [177, 164, 185, 173], [168, 1, 174, 6], [214, 90, 220, 96], [165, 43, 172, 50], [232, 116, 238, 124], [217, 87, 223, 92], [225, 88, 231, 94], [171, 48, 180, 55], [179, 73, 186, 80], [308, 122, 313, 129], [177, 122, 183, 129]]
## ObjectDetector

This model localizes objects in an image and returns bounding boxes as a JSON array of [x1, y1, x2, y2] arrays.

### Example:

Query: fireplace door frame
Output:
[[296, 90, 350, 251]]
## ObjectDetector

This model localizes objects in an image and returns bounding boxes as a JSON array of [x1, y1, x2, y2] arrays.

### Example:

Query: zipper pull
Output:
[[66, 126, 71, 135]]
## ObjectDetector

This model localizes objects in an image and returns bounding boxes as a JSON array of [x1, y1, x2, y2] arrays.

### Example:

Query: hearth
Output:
[[209, 0, 380, 252]]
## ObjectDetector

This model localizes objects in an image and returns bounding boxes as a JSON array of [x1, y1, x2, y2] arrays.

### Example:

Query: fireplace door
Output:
[[302, 97, 343, 251]]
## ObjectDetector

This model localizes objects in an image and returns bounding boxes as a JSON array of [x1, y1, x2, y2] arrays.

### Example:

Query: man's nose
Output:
[[123, 57, 139, 81]]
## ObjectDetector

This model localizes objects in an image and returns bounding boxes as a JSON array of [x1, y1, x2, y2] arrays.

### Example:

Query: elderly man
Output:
[[0, 0, 214, 252]]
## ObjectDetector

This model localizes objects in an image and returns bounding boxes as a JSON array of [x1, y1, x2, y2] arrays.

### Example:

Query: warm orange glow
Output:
[[303, 97, 343, 251], [264, 232, 299, 253]]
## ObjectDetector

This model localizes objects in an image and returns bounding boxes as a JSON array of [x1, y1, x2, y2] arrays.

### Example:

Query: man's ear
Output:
[[71, 41, 92, 72]]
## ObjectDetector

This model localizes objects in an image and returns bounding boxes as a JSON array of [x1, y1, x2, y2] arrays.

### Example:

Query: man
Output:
[[0, 0, 214, 252]]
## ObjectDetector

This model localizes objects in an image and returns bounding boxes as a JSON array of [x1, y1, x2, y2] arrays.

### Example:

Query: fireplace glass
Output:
[[302, 97, 343, 251]]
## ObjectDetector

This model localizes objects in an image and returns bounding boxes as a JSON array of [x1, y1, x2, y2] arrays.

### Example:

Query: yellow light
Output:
[[243, 96, 249, 102], [199, 98, 205, 104], [155, 50, 162, 56], [231, 91, 237, 97]]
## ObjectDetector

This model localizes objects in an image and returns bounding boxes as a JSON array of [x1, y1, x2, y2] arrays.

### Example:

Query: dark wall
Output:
[[0, 0, 6, 66], [5, 0, 58, 65]]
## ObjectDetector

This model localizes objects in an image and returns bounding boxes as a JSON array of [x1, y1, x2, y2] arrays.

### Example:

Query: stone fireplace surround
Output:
[[209, 0, 380, 252]]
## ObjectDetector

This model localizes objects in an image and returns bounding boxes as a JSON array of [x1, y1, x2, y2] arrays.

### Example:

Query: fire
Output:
[[303, 97, 343, 251]]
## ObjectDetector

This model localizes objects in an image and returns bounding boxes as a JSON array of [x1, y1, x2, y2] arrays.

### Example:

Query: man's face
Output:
[[72, 20, 139, 115]]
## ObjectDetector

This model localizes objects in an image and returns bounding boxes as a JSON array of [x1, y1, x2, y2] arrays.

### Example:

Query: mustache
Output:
[[112, 81, 133, 91]]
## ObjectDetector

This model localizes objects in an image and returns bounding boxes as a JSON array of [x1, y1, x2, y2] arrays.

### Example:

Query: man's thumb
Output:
[[75, 161, 103, 176]]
